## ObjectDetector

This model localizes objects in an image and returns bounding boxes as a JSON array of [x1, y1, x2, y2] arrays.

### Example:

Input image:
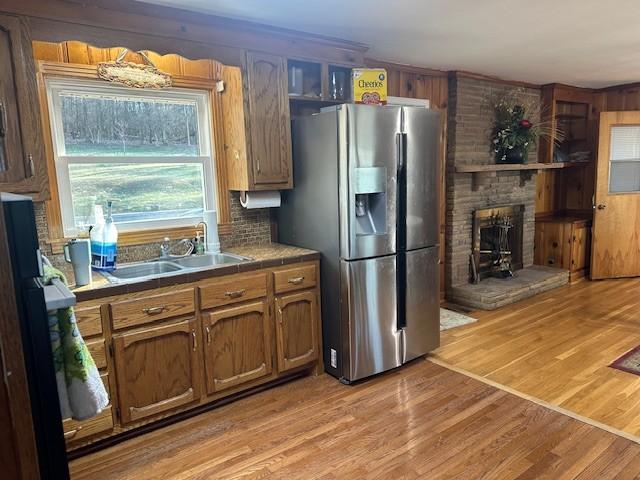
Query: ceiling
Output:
[[139, 0, 640, 88]]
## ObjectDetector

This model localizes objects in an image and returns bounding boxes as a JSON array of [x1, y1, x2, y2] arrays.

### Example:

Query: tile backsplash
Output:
[[35, 192, 272, 282]]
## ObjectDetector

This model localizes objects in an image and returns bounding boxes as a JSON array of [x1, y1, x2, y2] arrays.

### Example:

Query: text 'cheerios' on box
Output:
[[352, 68, 387, 105]]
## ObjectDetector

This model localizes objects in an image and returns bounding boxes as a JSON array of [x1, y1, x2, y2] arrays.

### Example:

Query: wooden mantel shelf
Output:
[[455, 162, 585, 191], [455, 162, 568, 173]]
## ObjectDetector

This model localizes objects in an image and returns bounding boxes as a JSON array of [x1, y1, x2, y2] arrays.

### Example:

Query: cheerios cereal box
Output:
[[352, 68, 387, 105]]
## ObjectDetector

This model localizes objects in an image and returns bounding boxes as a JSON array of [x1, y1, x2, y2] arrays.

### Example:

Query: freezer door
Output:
[[339, 104, 402, 260], [402, 246, 440, 362], [402, 107, 441, 250], [340, 255, 401, 382]]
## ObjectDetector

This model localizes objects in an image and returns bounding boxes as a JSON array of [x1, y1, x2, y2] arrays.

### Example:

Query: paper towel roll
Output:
[[240, 191, 281, 209], [203, 210, 220, 253]]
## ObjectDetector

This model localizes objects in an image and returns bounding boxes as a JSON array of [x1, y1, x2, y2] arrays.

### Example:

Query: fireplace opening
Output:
[[471, 205, 524, 282]]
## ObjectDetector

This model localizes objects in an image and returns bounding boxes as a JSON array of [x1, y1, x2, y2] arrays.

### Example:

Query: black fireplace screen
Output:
[[471, 205, 524, 282]]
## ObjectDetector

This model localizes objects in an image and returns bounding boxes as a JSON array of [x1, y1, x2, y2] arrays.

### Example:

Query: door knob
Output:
[[596, 204, 606, 210]]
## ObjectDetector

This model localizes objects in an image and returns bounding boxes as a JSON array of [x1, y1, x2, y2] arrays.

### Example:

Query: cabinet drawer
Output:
[[86, 338, 107, 370], [110, 288, 195, 330], [273, 264, 317, 294], [63, 406, 113, 445], [63, 372, 112, 445], [199, 272, 267, 310], [75, 305, 103, 338]]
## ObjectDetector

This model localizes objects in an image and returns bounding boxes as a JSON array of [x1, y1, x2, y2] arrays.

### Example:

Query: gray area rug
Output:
[[440, 308, 477, 331]]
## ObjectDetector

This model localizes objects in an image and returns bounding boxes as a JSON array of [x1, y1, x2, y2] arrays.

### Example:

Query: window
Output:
[[609, 125, 640, 193], [46, 78, 216, 236]]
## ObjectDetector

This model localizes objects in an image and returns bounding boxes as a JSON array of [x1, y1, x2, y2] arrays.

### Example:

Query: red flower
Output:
[[519, 119, 532, 129]]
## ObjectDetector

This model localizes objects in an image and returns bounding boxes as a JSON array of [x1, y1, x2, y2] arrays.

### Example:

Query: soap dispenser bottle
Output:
[[194, 231, 205, 255], [90, 201, 118, 271]]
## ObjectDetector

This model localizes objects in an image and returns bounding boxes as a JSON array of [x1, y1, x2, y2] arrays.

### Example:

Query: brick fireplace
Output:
[[445, 73, 569, 310]]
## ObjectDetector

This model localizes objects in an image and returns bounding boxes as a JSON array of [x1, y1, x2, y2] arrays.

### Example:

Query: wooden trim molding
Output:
[[451, 70, 541, 90], [32, 41, 234, 250], [365, 58, 448, 78], [0, 0, 367, 66]]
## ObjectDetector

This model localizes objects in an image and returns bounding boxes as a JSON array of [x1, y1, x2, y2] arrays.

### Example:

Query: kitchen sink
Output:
[[100, 252, 251, 283], [169, 252, 250, 269], [101, 261, 184, 282]]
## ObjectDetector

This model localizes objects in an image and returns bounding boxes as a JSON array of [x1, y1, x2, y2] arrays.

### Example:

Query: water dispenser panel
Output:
[[352, 167, 387, 236]]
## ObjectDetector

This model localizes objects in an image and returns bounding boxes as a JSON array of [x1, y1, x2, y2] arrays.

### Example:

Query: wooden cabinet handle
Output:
[[64, 426, 82, 440], [225, 289, 246, 298], [205, 325, 211, 344], [287, 276, 305, 285], [0, 102, 6, 138], [142, 305, 167, 315], [191, 330, 197, 351], [27, 154, 34, 178]]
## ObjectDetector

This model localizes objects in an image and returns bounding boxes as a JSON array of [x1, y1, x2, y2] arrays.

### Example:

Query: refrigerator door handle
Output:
[[396, 132, 407, 171], [396, 131, 408, 332], [396, 132, 407, 252]]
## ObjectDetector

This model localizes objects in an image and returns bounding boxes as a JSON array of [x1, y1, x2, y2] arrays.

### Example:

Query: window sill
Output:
[[46, 223, 232, 255]]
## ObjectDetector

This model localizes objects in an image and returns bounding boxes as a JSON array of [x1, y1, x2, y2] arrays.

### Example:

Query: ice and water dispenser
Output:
[[353, 167, 387, 236]]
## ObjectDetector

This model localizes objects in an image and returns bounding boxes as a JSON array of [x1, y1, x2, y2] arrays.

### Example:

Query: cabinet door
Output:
[[245, 51, 292, 188], [0, 15, 46, 196], [571, 224, 590, 272], [112, 318, 201, 424], [203, 300, 272, 394], [534, 221, 571, 269], [275, 290, 319, 373]]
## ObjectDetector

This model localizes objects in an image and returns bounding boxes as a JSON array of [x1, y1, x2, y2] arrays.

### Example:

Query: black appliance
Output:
[[2, 192, 70, 479]]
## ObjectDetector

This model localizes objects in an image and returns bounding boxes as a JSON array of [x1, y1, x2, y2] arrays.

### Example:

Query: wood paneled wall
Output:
[[599, 83, 640, 110], [366, 59, 448, 296]]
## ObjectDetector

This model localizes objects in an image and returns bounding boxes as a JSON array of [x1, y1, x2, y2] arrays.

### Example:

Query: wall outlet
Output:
[[330, 348, 337, 368]]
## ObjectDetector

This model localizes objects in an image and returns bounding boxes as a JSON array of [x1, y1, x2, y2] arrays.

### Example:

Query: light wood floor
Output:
[[70, 359, 640, 480], [435, 277, 640, 438]]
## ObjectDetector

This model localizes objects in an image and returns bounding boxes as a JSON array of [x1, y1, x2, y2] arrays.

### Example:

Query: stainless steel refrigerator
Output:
[[278, 104, 441, 383]]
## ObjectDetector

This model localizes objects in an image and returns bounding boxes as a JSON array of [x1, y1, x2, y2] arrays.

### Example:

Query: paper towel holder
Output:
[[239, 190, 281, 209]]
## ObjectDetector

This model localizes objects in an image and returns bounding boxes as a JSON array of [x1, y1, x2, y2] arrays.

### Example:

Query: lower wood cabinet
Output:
[[69, 260, 321, 451], [534, 215, 592, 282], [275, 290, 319, 373], [202, 300, 272, 394], [112, 318, 202, 424]]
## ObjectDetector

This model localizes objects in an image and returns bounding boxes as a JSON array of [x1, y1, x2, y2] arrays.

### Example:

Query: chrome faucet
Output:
[[159, 237, 194, 258], [195, 221, 208, 253]]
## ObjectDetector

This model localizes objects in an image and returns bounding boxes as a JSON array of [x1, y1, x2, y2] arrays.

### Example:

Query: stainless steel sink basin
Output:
[[101, 261, 183, 282], [169, 253, 250, 269], [100, 252, 251, 283]]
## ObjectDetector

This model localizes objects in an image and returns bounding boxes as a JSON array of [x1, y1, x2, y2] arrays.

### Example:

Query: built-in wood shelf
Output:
[[455, 162, 565, 173], [288, 94, 342, 104], [455, 162, 585, 191]]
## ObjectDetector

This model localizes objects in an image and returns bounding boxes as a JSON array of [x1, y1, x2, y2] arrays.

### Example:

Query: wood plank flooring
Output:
[[435, 277, 640, 438], [70, 359, 640, 479]]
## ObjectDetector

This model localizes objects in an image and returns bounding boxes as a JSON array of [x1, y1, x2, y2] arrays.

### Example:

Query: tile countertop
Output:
[[71, 243, 319, 302]]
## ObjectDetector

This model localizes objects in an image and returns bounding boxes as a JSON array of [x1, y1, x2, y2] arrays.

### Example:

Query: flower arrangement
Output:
[[491, 89, 558, 164]]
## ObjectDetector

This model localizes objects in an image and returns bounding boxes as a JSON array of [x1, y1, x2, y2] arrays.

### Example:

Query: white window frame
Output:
[[46, 78, 216, 237]]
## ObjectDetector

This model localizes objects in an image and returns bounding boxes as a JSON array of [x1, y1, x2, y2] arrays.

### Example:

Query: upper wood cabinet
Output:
[[275, 290, 319, 373], [221, 51, 293, 191], [0, 15, 47, 199], [112, 318, 202, 424], [202, 300, 273, 395]]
